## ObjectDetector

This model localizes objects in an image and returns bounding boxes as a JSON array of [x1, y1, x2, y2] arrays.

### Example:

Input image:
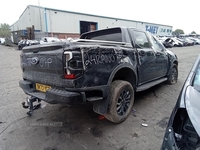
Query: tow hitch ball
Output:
[[22, 96, 41, 116]]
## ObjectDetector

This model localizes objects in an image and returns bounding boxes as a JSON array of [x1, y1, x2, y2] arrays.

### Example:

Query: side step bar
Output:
[[87, 97, 103, 101], [136, 78, 167, 92]]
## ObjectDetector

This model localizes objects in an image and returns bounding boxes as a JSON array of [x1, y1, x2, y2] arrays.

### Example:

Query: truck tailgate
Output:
[[20, 43, 66, 87]]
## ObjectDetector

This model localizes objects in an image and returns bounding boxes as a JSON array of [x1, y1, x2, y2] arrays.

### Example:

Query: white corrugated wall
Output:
[[10, 5, 172, 36], [44, 10, 138, 33]]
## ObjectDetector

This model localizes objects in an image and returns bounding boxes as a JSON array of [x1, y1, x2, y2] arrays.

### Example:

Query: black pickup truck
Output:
[[19, 27, 178, 123]]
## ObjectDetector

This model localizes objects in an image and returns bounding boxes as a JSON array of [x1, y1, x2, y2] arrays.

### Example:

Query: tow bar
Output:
[[22, 96, 41, 116]]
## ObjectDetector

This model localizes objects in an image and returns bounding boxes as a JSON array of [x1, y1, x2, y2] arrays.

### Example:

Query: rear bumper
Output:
[[19, 80, 84, 104]]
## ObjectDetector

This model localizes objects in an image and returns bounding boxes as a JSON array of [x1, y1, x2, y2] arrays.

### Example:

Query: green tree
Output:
[[0, 23, 10, 37], [191, 31, 196, 34], [173, 29, 184, 35]]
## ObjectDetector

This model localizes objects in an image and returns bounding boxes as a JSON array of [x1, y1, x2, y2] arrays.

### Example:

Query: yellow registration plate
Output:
[[36, 83, 51, 92]]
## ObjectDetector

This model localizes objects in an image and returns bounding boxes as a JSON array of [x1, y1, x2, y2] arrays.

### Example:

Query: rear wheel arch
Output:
[[93, 65, 137, 116], [108, 65, 137, 89]]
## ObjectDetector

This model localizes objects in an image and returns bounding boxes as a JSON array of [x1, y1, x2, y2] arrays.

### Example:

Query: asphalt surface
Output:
[[0, 44, 200, 150]]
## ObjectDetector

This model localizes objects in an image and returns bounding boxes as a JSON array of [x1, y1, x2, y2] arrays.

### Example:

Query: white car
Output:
[[40, 37, 61, 44], [0, 38, 5, 45], [188, 37, 200, 44], [171, 38, 183, 47]]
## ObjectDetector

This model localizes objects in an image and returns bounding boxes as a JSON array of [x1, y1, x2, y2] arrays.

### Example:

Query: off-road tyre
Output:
[[104, 80, 134, 123]]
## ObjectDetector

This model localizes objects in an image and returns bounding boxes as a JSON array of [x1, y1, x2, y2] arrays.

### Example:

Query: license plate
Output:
[[36, 83, 51, 92]]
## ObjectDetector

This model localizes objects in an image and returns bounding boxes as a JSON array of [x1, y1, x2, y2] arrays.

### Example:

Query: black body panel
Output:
[[19, 27, 178, 114]]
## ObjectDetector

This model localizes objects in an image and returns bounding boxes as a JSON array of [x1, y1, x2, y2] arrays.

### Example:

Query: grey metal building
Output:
[[10, 5, 173, 43]]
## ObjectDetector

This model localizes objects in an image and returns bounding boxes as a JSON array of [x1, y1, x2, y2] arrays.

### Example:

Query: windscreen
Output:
[[80, 28, 122, 42], [193, 63, 200, 91]]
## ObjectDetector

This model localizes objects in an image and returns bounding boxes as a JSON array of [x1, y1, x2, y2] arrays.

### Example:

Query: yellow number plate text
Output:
[[36, 83, 51, 92]]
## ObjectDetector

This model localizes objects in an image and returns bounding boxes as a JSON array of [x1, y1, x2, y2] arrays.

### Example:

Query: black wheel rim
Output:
[[117, 90, 131, 116], [171, 67, 178, 83]]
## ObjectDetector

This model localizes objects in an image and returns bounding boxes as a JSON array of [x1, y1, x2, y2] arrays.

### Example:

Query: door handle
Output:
[[139, 50, 145, 56], [156, 53, 161, 56]]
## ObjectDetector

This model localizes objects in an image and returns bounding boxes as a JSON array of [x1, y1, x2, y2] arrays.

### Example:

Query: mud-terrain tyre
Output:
[[105, 80, 134, 123], [167, 64, 178, 84]]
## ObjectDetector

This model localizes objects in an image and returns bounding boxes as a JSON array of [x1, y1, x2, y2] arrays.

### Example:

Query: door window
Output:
[[150, 35, 164, 51], [132, 30, 150, 48]]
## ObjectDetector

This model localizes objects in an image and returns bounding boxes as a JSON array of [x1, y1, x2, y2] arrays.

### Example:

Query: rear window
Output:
[[80, 28, 122, 42]]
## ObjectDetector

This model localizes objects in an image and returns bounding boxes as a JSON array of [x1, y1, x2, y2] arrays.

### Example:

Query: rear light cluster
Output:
[[64, 74, 76, 79], [64, 51, 83, 79]]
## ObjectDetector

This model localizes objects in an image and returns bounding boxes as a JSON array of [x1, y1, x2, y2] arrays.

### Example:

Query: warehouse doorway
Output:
[[80, 21, 98, 34]]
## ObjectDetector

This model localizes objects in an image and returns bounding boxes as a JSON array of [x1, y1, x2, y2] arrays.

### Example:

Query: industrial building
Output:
[[10, 5, 173, 43]]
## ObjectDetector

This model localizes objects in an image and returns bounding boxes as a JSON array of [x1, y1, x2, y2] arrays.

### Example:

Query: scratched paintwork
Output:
[[21, 53, 62, 70], [83, 48, 116, 66], [19, 27, 178, 110], [68, 45, 136, 88]]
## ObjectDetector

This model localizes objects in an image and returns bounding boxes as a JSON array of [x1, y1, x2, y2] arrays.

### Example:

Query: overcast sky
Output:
[[0, 0, 200, 34]]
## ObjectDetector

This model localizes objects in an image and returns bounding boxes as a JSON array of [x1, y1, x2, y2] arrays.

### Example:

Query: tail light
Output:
[[64, 51, 76, 79], [64, 74, 76, 79], [64, 51, 83, 79]]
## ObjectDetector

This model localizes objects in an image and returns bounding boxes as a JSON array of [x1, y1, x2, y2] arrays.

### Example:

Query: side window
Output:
[[133, 31, 150, 48]]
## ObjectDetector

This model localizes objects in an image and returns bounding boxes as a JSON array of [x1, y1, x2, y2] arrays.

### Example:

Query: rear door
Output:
[[130, 29, 157, 84]]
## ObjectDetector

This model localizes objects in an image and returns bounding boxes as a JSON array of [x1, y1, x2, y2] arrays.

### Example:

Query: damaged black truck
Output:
[[19, 27, 178, 123]]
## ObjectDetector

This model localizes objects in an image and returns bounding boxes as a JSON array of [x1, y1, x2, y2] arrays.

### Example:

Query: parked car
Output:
[[19, 27, 178, 123], [40, 37, 61, 44], [171, 38, 184, 47], [176, 38, 189, 46], [161, 37, 173, 48], [164, 38, 183, 47], [188, 37, 200, 45], [18, 39, 40, 50], [185, 38, 195, 46], [0, 38, 5, 45], [161, 54, 200, 150]]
